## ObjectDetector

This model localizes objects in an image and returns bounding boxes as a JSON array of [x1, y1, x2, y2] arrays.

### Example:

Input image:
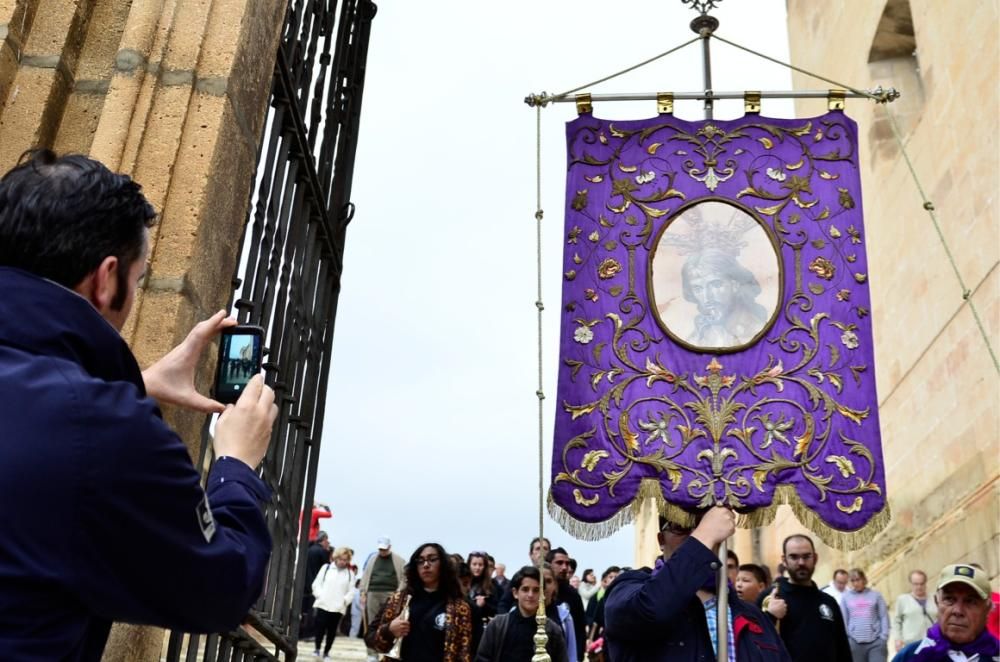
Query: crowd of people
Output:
[[299, 509, 998, 662]]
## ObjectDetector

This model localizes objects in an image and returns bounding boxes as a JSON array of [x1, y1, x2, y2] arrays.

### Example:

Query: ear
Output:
[[73, 256, 120, 314], [657, 531, 665, 550]]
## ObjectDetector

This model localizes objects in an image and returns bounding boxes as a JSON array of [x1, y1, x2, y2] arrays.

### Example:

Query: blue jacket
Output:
[[0, 268, 273, 661], [605, 537, 791, 662]]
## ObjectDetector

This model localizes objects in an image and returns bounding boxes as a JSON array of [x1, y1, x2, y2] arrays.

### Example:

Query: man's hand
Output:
[[388, 615, 410, 638], [765, 594, 788, 620], [213, 374, 277, 469], [690, 506, 736, 550], [142, 310, 237, 413]]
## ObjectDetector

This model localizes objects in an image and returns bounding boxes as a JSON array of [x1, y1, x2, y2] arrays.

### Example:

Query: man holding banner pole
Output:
[[604, 506, 790, 661]]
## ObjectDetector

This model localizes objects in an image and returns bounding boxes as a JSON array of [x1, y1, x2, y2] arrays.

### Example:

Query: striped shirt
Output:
[[840, 588, 889, 644]]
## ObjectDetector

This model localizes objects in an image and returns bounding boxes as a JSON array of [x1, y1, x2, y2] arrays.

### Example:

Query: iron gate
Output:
[[164, 0, 376, 659]]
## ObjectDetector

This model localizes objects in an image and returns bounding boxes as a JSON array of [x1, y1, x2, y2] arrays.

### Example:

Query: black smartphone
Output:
[[213, 325, 265, 405]]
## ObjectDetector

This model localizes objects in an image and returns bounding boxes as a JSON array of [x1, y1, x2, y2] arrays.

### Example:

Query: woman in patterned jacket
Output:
[[367, 542, 472, 662]]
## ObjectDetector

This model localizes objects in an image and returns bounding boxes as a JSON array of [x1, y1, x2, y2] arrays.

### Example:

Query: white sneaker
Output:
[[312, 651, 320, 659]]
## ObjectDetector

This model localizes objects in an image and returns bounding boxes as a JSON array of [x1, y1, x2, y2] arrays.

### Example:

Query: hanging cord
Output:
[[532, 105, 552, 662], [881, 106, 1000, 374], [710, 32, 999, 375], [710, 34, 883, 101], [530, 36, 701, 106]]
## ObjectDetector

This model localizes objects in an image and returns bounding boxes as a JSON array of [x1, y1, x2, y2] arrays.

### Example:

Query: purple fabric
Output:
[[910, 623, 1000, 661], [551, 111, 886, 536]]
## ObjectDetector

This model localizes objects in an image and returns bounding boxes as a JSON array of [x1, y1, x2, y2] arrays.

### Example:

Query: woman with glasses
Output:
[[466, 551, 497, 654], [367, 542, 472, 662]]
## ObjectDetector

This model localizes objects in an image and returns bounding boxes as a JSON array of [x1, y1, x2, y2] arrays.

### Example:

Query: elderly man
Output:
[[360, 537, 404, 662], [605, 507, 790, 661], [892, 563, 998, 662]]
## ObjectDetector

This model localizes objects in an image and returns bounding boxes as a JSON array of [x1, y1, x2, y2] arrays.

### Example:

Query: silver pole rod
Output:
[[547, 89, 882, 103], [718, 538, 729, 662]]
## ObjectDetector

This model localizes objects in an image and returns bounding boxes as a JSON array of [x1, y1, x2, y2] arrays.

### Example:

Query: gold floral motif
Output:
[[597, 258, 623, 280], [837, 187, 855, 209], [808, 257, 836, 280], [609, 285, 623, 297], [572, 190, 589, 211], [847, 225, 862, 244], [581, 450, 609, 471], [568, 226, 582, 244], [588, 231, 600, 243], [836, 496, 864, 514], [829, 226, 842, 239], [573, 489, 600, 506], [564, 270, 576, 281], [854, 272, 867, 283], [583, 288, 599, 302], [826, 455, 856, 478], [836, 289, 851, 302]]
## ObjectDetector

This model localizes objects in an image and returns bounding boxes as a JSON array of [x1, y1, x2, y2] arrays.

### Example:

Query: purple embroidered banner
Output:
[[549, 111, 888, 549]]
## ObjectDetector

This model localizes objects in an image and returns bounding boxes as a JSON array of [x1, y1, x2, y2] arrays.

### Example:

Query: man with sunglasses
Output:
[[758, 534, 851, 662], [604, 506, 790, 661]]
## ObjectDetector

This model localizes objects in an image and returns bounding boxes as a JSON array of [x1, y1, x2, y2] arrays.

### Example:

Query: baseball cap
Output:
[[377, 537, 391, 550], [936, 564, 990, 599]]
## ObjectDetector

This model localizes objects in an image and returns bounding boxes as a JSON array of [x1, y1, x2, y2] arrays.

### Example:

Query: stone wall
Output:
[[746, 0, 999, 642], [0, 0, 286, 658]]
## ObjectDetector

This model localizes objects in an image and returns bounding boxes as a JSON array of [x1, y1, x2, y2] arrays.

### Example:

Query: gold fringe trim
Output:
[[548, 480, 891, 551]]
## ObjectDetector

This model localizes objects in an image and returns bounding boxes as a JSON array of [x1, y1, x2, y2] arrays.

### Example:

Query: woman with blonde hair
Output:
[[312, 546, 356, 659]]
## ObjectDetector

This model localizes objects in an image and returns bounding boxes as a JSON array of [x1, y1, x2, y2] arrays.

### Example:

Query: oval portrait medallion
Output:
[[649, 199, 782, 353]]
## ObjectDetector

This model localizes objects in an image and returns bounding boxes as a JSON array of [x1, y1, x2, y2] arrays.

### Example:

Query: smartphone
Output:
[[213, 325, 265, 405]]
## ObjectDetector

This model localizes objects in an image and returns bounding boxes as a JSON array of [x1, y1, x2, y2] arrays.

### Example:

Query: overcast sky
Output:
[[314, 0, 796, 576]]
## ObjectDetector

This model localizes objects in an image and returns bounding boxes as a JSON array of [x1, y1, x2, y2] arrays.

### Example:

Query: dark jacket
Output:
[[604, 537, 791, 662], [475, 611, 568, 662], [306, 542, 331, 595], [757, 578, 852, 662], [0, 268, 273, 661]]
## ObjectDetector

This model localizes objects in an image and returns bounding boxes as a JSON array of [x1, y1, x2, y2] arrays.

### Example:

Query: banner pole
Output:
[[717, 537, 729, 662]]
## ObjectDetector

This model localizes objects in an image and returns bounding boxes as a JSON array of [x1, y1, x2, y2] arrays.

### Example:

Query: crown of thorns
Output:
[[661, 205, 757, 257]]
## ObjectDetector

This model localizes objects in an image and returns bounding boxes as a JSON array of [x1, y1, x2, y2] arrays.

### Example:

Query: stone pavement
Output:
[[296, 636, 368, 661]]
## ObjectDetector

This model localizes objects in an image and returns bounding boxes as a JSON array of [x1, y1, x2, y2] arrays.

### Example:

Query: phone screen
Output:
[[215, 327, 263, 404]]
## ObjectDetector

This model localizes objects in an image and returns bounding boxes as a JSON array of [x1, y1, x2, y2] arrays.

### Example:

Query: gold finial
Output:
[[531, 594, 551, 662]]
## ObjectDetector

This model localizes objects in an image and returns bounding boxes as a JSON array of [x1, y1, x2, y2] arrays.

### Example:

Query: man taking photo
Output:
[[0, 150, 278, 660]]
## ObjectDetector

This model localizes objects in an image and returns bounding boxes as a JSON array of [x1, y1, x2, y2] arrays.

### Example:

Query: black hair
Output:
[[457, 562, 472, 580], [0, 150, 156, 308], [568, 558, 578, 573], [511, 565, 541, 591], [601, 566, 621, 580], [833, 568, 849, 579], [782, 533, 815, 555], [529, 536, 551, 553], [727, 549, 740, 565], [738, 564, 767, 585], [582, 568, 595, 582], [405, 543, 462, 600], [545, 547, 569, 562], [849, 568, 867, 581]]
